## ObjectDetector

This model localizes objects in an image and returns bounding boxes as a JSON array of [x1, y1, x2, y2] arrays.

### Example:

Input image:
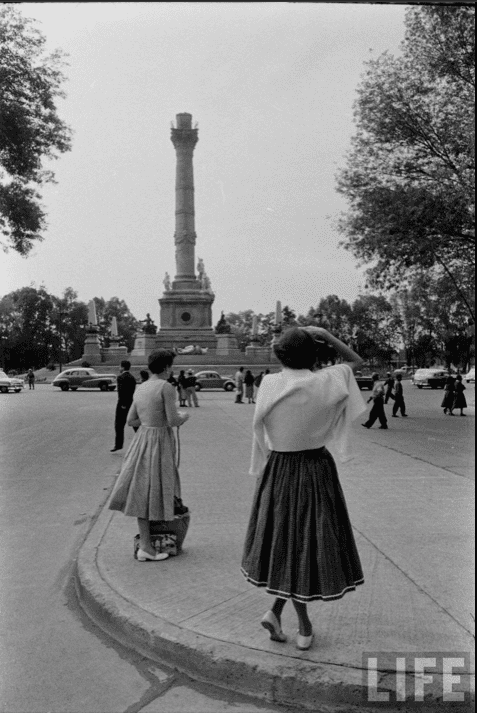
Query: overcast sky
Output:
[[1, 2, 407, 324]]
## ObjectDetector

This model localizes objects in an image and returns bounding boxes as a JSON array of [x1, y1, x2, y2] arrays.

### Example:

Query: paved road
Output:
[[0, 381, 473, 712], [0, 386, 292, 713]]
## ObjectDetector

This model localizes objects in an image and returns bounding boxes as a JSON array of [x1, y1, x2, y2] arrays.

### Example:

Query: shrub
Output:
[[81, 360, 91, 368]]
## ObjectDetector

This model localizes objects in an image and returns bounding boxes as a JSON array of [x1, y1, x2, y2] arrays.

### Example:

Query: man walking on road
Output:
[[185, 370, 199, 407], [362, 373, 388, 429], [27, 368, 35, 390], [384, 372, 395, 404], [235, 366, 244, 403], [392, 373, 408, 418], [111, 360, 136, 452]]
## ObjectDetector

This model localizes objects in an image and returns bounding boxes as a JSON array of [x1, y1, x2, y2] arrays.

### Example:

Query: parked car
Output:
[[193, 371, 235, 391], [411, 368, 453, 389], [465, 367, 475, 383], [354, 371, 374, 390], [52, 368, 117, 392], [0, 370, 24, 393]]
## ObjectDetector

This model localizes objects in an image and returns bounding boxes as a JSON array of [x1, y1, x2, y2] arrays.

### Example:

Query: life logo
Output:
[[362, 652, 473, 705]]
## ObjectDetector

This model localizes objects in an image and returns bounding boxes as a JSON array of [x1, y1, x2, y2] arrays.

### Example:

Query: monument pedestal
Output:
[[216, 334, 240, 355], [156, 288, 217, 351], [245, 342, 271, 361], [131, 333, 157, 358], [83, 329, 102, 365], [103, 339, 128, 362]]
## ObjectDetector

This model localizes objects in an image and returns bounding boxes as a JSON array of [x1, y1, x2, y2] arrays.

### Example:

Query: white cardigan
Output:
[[249, 364, 366, 476]]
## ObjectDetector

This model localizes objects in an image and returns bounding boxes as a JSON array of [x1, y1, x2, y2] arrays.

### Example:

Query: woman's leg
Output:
[[271, 597, 286, 623], [137, 518, 154, 554], [292, 600, 313, 636]]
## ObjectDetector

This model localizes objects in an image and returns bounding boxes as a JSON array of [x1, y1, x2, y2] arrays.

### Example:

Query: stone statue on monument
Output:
[[215, 311, 232, 334], [163, 272, 171, 292], [197, 257, 205, 279]]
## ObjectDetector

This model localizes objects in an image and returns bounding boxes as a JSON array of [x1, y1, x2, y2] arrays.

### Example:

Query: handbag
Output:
[[133, 498, 190, 558], [134, 532, 178, 558]]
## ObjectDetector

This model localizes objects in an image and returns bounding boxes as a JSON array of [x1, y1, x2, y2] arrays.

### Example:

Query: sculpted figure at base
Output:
[[163, 273, 171, 292], [141, 313, 157, 335], [215, 311, 232, 334]]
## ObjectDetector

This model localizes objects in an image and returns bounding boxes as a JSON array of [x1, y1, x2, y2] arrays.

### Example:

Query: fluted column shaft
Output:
[[171, 114, 198, 284]]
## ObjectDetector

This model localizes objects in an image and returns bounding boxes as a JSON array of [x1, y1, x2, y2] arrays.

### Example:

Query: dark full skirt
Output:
[[441, 389, 455, 409], [241, 448, 364, 603], [453, 392, 467, 409]]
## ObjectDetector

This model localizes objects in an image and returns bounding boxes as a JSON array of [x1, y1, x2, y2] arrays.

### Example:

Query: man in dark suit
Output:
[[111, 360, 136, 452]]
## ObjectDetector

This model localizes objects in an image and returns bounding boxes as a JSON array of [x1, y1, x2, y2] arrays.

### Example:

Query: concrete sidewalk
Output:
[[76, 395, 474, 711]]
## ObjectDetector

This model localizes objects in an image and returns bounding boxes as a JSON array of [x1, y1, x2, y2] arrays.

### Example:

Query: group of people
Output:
[[441, 373, 467, 416], [168, 370, 199, 408], [234, 367, 270, 404], [362, 371, 407, 430], [110, 362, 201, 453], [108, 326, 368, 650]]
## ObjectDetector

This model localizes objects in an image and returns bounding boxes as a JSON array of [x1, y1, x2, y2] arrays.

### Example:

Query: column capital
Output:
[[171, 128, 198, 150]]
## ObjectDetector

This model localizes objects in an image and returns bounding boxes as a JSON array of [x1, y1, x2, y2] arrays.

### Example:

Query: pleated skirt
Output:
[[241, 448, 364, 603], [108, 425, 180, 521]]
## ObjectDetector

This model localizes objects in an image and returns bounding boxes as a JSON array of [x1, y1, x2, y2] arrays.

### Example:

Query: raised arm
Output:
[[302, 326, 363, 373], [163, 382, 190, 427]]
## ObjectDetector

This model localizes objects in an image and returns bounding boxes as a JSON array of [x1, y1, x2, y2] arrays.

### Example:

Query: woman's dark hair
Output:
[[273, 328, 317, 370], [148, 349, 175, 374]]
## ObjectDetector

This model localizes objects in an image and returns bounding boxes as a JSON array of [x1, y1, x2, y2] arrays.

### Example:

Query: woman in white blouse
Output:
[[241, 326, 365, 650]]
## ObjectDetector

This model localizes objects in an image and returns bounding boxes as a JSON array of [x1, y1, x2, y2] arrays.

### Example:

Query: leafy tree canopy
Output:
[[0, 5, 72, 254], [336, 6, 475, 317]]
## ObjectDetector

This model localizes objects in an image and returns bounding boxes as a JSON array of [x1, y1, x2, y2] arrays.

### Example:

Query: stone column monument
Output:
[[155, 113, 217, 351], [82, 300, 102, 364], [103, 315, 127, 362]]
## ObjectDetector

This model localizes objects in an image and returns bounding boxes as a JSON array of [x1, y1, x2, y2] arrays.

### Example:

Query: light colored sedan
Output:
[[465, 367, 475, 383], [0, 370, 24, 393]]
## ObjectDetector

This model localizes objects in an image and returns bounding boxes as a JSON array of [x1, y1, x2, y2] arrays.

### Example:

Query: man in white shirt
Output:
[[235, 366, 244, 403], [362, 374, 388, 429]]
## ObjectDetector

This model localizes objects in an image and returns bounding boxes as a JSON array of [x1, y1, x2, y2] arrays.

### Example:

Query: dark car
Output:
[[52, 368, 117, 392], [354, 371, 374, 390], [193, 371, 235, 391]]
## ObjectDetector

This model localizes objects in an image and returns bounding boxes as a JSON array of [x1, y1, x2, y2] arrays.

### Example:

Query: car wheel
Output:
[[1, 386, 8, 393], [60, 383, 69, 391], [195, 384, 202, 391], [99, 383, 109, 391], [224, 383, 234, 391], [417, 385, 423, 389]]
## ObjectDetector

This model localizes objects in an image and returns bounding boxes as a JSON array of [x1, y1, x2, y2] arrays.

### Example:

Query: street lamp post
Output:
[[57, 304, 68, 374], [58, 310, 63, 374]]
